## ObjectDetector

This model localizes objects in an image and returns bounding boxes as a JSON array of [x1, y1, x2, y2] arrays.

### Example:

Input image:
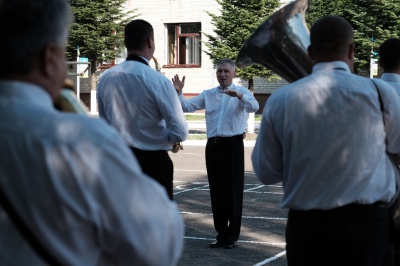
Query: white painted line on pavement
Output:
[[242, 216, 287, 221], [174, 184, 210, 195], [181, 211, 287, 221], [246, 191, 284, 195], [254, 251, 287, 266], [244, 185, 265, 192], [183, 236, 286, 246], [180, 211, 212, 216]]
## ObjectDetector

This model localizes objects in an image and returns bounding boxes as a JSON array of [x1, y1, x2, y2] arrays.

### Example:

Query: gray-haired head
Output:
[[0, 0, 73, 78], [216, 58, 236, 71]]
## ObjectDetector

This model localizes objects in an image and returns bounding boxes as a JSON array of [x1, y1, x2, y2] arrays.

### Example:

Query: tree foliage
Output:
[[67, 0, 136, 77], [205, 0, 281, 91], [306, 0, 400, 73]]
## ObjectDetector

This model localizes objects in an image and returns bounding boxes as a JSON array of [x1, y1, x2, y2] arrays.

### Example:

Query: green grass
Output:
[[187, 134, 207, 140], [185, 114, 205, 121]]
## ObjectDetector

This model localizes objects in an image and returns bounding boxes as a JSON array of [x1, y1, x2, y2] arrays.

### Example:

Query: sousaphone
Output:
[[236, 0, 312, 82]]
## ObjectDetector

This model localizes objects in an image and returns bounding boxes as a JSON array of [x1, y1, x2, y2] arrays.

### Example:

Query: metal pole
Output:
[[76, 75, 81, 101]]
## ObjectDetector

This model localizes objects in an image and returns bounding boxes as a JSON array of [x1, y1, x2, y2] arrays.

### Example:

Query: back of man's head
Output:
[[0, 0, 72, 78], [309, 15, 354, 62], [124, 19, 154, 51], [379, 38, 400, 73]]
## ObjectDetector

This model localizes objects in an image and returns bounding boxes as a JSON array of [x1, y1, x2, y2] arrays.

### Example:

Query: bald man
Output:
[[252, 15, 400, 265]]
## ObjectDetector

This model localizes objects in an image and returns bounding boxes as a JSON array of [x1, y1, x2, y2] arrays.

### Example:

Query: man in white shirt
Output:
[[97, 19, 188, 200], [172, 59, 259, 249], [379, 38, 400, 93], [252, 15, 400, 265], [378, 37, 400, 266], [0, 1, 183, 265]]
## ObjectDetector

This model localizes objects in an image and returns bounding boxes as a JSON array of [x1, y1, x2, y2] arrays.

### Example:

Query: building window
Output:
[[165, 23, 201, 67]]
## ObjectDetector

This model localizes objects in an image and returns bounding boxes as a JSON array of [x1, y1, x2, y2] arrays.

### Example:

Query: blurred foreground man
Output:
[[0, 0, 183, 265], [252, 15, 400, 266]]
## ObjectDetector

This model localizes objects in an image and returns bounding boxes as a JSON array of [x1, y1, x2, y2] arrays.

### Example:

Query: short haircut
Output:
[[216, 58, 236, 71], [124, 19, 154, 50], [310, 15, 354, 58], [0, 0, 72, 77], [379, 38, 400, 72]]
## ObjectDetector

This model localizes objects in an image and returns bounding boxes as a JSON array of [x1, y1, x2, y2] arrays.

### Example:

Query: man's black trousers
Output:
[[205, 135, 244, 242], [130, 147, 174, 200], [286, 203, 395, 266]]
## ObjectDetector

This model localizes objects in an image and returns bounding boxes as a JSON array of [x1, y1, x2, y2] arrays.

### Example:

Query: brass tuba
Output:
[[54, 78, 90, 115], [236, 0, 312, 83]]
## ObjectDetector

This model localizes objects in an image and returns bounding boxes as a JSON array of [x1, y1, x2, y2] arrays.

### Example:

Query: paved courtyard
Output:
[[170, 142, 288, 266]]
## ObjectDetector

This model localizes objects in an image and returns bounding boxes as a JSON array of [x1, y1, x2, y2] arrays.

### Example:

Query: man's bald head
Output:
[[308, 15, 354, 64]]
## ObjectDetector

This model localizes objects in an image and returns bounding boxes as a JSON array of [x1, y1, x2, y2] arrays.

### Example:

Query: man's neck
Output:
[[127, 50, 150, 61]]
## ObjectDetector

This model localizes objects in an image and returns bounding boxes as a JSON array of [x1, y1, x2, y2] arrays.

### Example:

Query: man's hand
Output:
[[223, 89, 243, 99], [172, 74, 185, 95]]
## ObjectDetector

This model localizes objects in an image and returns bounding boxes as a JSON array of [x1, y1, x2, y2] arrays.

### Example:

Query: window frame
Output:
[[163, 23, 201, 68]]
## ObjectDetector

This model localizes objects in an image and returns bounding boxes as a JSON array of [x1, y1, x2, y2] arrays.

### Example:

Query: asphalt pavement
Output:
[[171, 142, 288, 266]]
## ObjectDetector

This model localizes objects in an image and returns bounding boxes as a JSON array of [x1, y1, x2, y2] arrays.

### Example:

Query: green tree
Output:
[[205, 0, 281, 92], [307, 0, 400, 73], [67, 0, 136, 89]]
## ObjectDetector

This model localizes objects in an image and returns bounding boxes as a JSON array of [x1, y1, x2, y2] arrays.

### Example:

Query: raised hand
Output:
[[171, 74, 185, 95]]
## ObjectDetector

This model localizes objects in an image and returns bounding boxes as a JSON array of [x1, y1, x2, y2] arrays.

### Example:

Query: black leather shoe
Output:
[[209, 240, 224, 248], [224, 241, 237, 249]]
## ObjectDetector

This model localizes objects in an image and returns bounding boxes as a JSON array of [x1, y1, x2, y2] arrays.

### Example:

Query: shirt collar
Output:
[[0, 81, 54, 110], [218, 83, 234, 91], [312, 61, 351, 73], [381, 73, 400, 83]]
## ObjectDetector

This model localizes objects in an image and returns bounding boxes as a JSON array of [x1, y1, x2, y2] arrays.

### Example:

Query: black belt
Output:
[[130, 147, 167, 154], [208, 134, 244, 143], [290, 201, 388, 215]]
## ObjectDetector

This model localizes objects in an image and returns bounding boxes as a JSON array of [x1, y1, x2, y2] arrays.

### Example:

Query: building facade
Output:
[[68, 0, 293, 113]]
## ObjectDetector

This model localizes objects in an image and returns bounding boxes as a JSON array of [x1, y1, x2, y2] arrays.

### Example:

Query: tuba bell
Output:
[[236, 0, 312, 83], [54, 78, 90, 115]]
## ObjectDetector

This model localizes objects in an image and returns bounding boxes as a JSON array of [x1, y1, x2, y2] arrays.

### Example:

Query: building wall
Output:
[[125, 0, 221, 93], [67, 0, 307, 112]]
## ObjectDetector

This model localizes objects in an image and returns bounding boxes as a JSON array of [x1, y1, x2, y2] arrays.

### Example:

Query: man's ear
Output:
[[40, 42, 65, 100], [42, 42, 59, 78], [147, 36, 154, 49], [347, 42, 355, 61]]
